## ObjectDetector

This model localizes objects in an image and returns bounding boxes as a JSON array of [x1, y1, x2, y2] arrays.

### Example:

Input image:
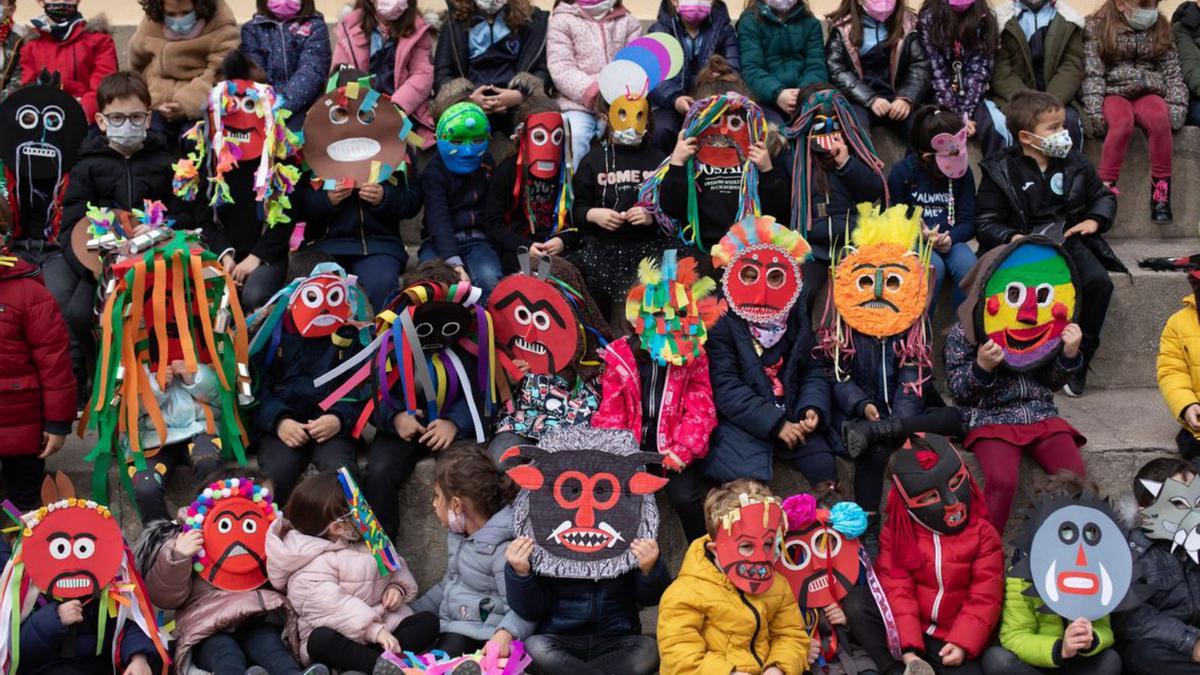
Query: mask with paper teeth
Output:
[[305, 68, 414, 187]]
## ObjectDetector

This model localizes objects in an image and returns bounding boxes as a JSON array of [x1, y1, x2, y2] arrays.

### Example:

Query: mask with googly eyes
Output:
[[305, 68, 413, 187]]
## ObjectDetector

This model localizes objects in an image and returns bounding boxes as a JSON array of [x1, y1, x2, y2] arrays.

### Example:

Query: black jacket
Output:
[[252, 326, 365, 436], [805, 155, 886, 262], [504, 559, 671, 636], [483, 155, 581, 258], [420, 152, 493, 262], [658, 160, 790, 251], [433, 8, 551, 93], [1114, 529, 1200, 657], [197, 163, 293, 265], [572, 141, 666, 241], [295, 172, 422, 261], [824, 12, 931, 108], [831, 331, 927, 429], [646, 0, 740, 109]]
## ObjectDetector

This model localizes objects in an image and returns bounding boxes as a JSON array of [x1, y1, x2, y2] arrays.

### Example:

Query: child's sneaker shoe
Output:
[[303, 666, 331, 675], [903, 658, 936, 675], [373, 656, 406, 675]]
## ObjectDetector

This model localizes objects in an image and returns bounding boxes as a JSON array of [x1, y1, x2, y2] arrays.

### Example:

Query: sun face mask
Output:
[[305, 69, 416, 188], [712, 495, 785, 595], [489, 266, 580, 376], [712, 215, 812, 326], [977, 240, 1077, 372], [777, 499, 863, 608], [891, 435, 973, 535], [521, 112, 565, 180], [182, 478, 280, 592], [1140, 473, 1200, 564], [931, 125, 969, 180], [608, 94, 649, 146], [288, 272, 355, 338], [625, 250, 718, 366], [22, 475, 122, 600], [437, 101, 491, 175]]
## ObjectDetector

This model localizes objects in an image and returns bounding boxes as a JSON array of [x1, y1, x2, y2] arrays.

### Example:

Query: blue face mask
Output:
[[165, 11, 198, 34], [437, 137, 489, 175]]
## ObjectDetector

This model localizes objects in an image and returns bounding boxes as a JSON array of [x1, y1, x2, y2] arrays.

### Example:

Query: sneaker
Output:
[[1063, 367, 1087, 398], [1151, 177, 1173, 224]]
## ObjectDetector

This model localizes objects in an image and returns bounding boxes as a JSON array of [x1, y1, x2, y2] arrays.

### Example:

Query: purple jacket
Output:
[[918, 9, 993, 117]]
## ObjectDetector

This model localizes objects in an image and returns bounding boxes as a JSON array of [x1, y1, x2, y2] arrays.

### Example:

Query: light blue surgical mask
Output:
[[165, 11, 198, 35], [1128, 7, 1159, 31]]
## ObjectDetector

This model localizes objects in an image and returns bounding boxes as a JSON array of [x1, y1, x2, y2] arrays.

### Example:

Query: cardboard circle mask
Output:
[[891, 435, 973, 535], [182, 478, 280, 592], [977, 240, 1078, 372], [625, 250, 717, 366], [712, 216, 812, 326], [778, 507, 861, 608], [0, 70, 87, 183], [306, 69, 412, 187], [412, 301, 473, 354], [1025, 499, 1132, 620], [489, 274, 579, 375], [289, 273, 354, 338], [436, 101, 490, 175], [1139, 473, 1200, 564], [713, 497, 785, 595], [22, 478, 123, 600], [833, 204, 930, 339], [608, 95, 649, 146], [522, 112, 565, 180]]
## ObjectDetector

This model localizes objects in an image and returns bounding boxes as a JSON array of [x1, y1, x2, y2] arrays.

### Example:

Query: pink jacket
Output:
[[593, 336, 717, 470], [332, 8, 434, 147], [266, 519, 419, 664], [546, 2, 641, 113]]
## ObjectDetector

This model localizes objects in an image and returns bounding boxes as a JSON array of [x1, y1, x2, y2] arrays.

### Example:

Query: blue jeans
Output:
[[930, 241, 977, 309], [418, 232, 503, 300], [524, 633, 660, 675], [330, 253, 405, 312], [563, 110, 602, 171], [192, 620, 302, 675]]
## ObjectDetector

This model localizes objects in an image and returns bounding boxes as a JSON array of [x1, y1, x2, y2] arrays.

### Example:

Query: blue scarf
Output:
[[469, 13, 511, 59]]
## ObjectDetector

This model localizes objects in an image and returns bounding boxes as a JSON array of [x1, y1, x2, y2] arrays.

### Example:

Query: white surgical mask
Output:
[[1127, 7, 1159, 30], [764, 0, 798, 12], [106, 123, 147, 154], [578, 0, 615, 17], [376, 0, 407, 22], [165, 11, 198, 34], [475, 0, 507, 15]]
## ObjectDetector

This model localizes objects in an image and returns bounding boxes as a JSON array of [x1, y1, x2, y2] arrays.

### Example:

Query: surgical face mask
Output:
[[1127, 7, 1159, 30], [948, 0, 974, 12], [764, 0, 798, 13], [1030, 128, 1072, 158], [578, 0, 614, 18], [165, 11, 199, 34], [475, 0, 507, 14], [448, 508, 467, 534], [105, 119, 147, 154], [677, 0, 711, 23], [608, 95, 648, 146], [42, 1, 78, 21], [376, 0, 407, 22], [861, 0, 895, 22], [267, 0, 302, 20]]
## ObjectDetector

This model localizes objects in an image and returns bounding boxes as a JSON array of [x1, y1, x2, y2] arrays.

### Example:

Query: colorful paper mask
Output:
[[489, 261, 580, 376], [607, 95, 649, 146], [712, 215, 811, 326], [777, 496, 863, 608], [597, 33, 682, 146], [697, 104, 752, 168], [712, 494, 785, 595], [501, 427, 667, 579], [891, 435, 973, 535], [22, 474, 122, 600], [931, 126, 969, 180], [1140, 473, 1200, 564], [338, 467, 403, 576], [182, 478, 280, 592], [625, 250, 719, 366], [290, 273, 354, 338], [436, 101, 490, 175], [306, 69, 416, 187], [521, 112, 565, 180]]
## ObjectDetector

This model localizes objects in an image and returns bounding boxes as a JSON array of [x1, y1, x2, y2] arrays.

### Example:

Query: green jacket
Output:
[[998, 576, 1115, 669], [990, 4, 1085, 110], [1172, 1, 1200, 99], [736, 3, 828, 105]]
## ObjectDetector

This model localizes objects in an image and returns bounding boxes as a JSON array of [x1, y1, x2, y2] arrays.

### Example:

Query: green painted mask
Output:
[[436, 102, 491, 175]]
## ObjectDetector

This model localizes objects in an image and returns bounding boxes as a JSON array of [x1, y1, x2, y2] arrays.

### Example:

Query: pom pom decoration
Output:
[[181, 477, 281, 591], [828, 501, 868, 539]]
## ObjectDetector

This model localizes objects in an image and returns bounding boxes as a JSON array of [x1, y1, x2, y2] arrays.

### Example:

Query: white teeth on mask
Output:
[[547, 520, 572, 543], [328, 137, 382, 162], [598, 522, 624, 547], [226, 131, 251, 144], [514, 337, 547, 355], [21, 146, 57, 158], [228, 544, 249, 557], [535, 161, 555, 172], [1100, 563, 1112, 606], [808, 576, 829, 592], [1045, 560, 1059, 602]]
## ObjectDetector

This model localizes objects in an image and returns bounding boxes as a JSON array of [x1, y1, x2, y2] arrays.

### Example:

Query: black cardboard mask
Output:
[[891, 435, 972, 534], [0, 70, 86, 183]]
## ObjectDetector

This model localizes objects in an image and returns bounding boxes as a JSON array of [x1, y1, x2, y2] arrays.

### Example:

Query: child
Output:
[[917, 0, 998, 139], [19, 0, 116, 118], [646, 0, 740, 149], [1175, 0, 1200, 125], [410, 447, 535, 657], [240, 0, 332, 126], [0, 0, 24, 99], [657, 479, 809, 674], [975, 90, 1122, 397], [888, 105, 977, 308], [736, 0, 827, 125], [1157, 269, 1200, 460], [1082, 0, 1186, 222], [983, 0, 1086, 155], [546, 0, 641, 166], [824, 0, 930, 140]]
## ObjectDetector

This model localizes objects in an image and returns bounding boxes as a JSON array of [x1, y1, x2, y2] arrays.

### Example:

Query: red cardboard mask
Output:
[[696, 107, 751, 168], [489, 275, 578, 375], [23, 473, 123, 600], [522, 112, 565, 180], [214, 80, 269, 162], [777, 508, 861, 608], [289, 273, 354, 338], [712, 498, 785, 595], [712, 216, 812, 326], [183, 478, 280, 592]]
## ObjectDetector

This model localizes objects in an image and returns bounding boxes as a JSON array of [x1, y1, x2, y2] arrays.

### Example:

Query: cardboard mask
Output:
[[305, 69, 415, 187], [249, 262, 372, 366], [215, 79, 270, 162], [625, 249, 719, 366], [834, 203, 931, 339], [22, 474, 122, 600], [976, 239, 1078, 372], [522, 112, 565, 180], [436, 101, 490, 175], [712, 215, 812, 326], [1140, 473, 1200, 564], [501, 426, 667, 579], [777, 497, 863, 608], [607, 95, 649, 146], [182, 478, 280, 592], [891, 435, 973, 535], [289, 272, 355, 338], [338, 467, 403, 575], [931, 126, 969, 180], [697, 104, 752, 168], [712, 494, 785, 595], [489, 263, 580, 376]]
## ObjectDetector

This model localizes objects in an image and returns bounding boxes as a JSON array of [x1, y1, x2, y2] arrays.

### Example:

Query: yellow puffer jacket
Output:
[[1157, 295, 1200, 439], [658, 537, 809, 675]]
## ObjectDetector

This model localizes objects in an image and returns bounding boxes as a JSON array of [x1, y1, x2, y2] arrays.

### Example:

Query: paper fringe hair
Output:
[[711, 214, 813, 269], [83, 230, 251, 505], [338, 467, 403, 576], [624, 250, 721, 366]]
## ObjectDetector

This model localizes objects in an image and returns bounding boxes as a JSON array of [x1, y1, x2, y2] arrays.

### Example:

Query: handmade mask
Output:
[[289, 272, 355, 338], [891, 435, 973, 534], [931, 126, 969, 180], [501, 427, 667, 579], [608, 95, 649, 146], [597, 33, 683, 147], [339, 467, 403, 575], [305, 69, 415, 188], [182, 478, 280, 592], [521, 112, 565, 180], [625, 250, 718, 366], [809, 112, 843, 153], [712, 215, 812, 325], [1140, 473, 1200, 564], [697, 105, 751, 168], [712, 495, 785, 595], [834, 203, 930, 339], [777, 499, 863, 608], [216, 79, 270, 162], [436, 101, 490, 175], [22, 474, 122, 600], [489, 266, 579, 376]]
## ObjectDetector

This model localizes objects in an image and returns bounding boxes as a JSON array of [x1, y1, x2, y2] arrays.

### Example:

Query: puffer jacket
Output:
[[0, 258, 75, 456], [1174, 2, 1200, 99], [240, 13, 332, 120], [137, 519, 295, 671], [432, 7, 551, 93], [918, 8, 993, 118], [1157, 295, 1200, 439], [294, 171, 422, 262], [657, 537, 809, 675], [830, 331, 926, 429], [1114, 528, 1200, 658], [546, 1, 642, 113], [990, 2, 1086, 110], [999, 575, 1115, 668], [18, 17, 117, 118], [266, 519, 420, 664], [825, 9, 931, 108], [646, 0, 740, 109], [737, 2, 827, 105], [1081, 13, 1188, 136], [593, 336, 717, 470], [128, 1, 241, 120], [409, 505, 536, 641], [252, 327, 367, 437]]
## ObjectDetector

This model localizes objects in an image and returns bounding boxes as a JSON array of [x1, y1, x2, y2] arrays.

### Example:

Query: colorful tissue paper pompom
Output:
[[828, 501, 868, 539], [781, 493, 817, 530]]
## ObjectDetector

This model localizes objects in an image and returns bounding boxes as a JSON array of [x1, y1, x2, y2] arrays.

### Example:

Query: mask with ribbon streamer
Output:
[[338, 467, 404, 575], [511, 109, 574, 240], [624, 249, 720, 367]]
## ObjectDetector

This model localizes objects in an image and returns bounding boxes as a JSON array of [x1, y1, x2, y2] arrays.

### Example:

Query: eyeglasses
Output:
[[103, 112, 150, 127]]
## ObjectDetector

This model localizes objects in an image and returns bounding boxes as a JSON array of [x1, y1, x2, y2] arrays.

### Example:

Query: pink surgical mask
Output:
[[376, 0, 407, 21], [948, 0, 974, 11], [448, 508, 467, 534], [930, 125, 969, 179], [267, 0, 301, 20], [861, 0, 895, 21], [678, 0, 711, 23]]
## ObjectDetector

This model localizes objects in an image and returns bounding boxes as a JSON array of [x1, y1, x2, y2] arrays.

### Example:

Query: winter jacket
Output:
[[410, 505, 536, 641], [1158, 295, 1200, 440], [128, 1, 241, 120], [657, 158, 791, 251], [546, 2, 642, 113], [571, 141, 666, 241], [0, 23, 26, 99], [0, 258, 74, 455], [296, 172, 421, 262], [1081, 13, 1188, 136], [138, 519, 295, 670], [737, 3, 827, 105], [482, 154, 581, 257], [240, 13, 332, 120], [19, 17, 117, 119], [803, 154, 886, 262], [504, 557, 671, 636], [830, 331, 927, 431], [646, 0, 740, 109], [198, 162, 295, 265], [1114, 529, 1200, 658], [990, 3, 1086, 110], [888, 154, 976, 243], [376, 349, 477, 438], [18, 591, 159, 674], [703, 302, 833, 483], [266, 519, 420, 664], [1174, 2, 1200, 99], [877, 507, 1004, 660], [332, 9, 435, 146], [825, 9, 931, 108], [999, 575, 1114, 668], [420, 151, 494, 265], [252, 327, 366, 437], [593, 336, 717, 470], [918, 9, 993, 118], [433, 8, 551, 94], [657, 537, 809, 675]]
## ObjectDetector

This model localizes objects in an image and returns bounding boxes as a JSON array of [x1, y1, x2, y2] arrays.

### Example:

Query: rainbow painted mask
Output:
[[978, 241, 1077, 372]]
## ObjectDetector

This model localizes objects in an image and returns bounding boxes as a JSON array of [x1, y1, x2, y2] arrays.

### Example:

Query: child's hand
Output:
[[964, 119, 977, 137], [123, 654, 152, 675], [670, 133, 699, 166], [776, 421, 805, 449], [1065, 218, 1099, 238], [506, 537, 534, 577], [231, 254, 262, 285], [220, 253, 236, 275], [381, 584, 404, 611], [304, 414, 342, 444], [1061, 617, 1092, 659], [870, 98, 891, 118], [801, 409, 820, 433], [513, 359, 531, 376], [776, 88, 799, 116], [358, 183, 384, 206], [376, 626, 402, 653], [530, 237, 564, 259], [935, 232, 952, 254], [1061, 323, 1082, 359], [762, 667, 784, 675], [327, 185, 354, 206], [39, 432, 65, 459], [174, 530, 204, 558], [487, 629, 515, 657], [823, 602, 846, 626], [748, 141, 772, 172], [625, 206, 653, 226], [976, 339, 1005, 372], [827, 134, 850, 169], [277, 418, 310, 449], [393, 412, 426, 441], [674, 95, 695, 115], [455, 265, 471, 284], [588, 208, 626, 231], [863, 404, 881, 422], [57, 600, 84, 626], [1185, 404, 1200, 431], [630, 538, 659, 575], [420, 419, 458, 451], [939, 642, 965, 667], [889, 98, 912, 120]]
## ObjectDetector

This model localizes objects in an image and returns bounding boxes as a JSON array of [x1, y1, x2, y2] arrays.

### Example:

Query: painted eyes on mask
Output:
[[948, 466, 968, 491], [513, 305, 552, 331], [911, 490, 941, 507], [1168, 495, 1200, 510], [1004, 283, 1056, 307], [530, 127, 564, 146], [856, 271, 903, 292], [216, 516, 260, 534], [16, 105, 63, 131], [415, 322, 462, 337], [1058, 521, 1102, 546], [48, 536, 94, 560]]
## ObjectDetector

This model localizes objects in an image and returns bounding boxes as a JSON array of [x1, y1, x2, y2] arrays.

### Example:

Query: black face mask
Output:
[[891, 435, 973, 534], [43, 2, 79, 22], [410, 301, 472, 353]]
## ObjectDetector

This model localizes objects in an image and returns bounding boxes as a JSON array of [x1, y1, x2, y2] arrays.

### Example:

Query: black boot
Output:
[[861, 512, 881, 557], [1152, 177, 1173, 223], [813, 480, 841, 508], [842, 416, 904, 459]]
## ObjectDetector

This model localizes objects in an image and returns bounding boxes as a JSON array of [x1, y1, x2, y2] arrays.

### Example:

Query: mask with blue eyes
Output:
[[437, 102, 491, 175]]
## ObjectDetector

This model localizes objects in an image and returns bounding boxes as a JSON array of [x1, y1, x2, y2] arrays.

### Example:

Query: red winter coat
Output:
[[0, 259, 76, 455], [593, 336, 717, 470], [19, 19, 117, 119]]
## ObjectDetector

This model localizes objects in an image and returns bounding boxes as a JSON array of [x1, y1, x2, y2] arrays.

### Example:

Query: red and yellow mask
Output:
[[833, 204, 930, 338], [712, 497, 785, 595], [712, 216, 811, 326], [183, 478, 280, 592], [978, 241, 1077, 372]]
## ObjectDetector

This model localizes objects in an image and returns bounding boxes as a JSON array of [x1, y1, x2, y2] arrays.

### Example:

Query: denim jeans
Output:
[[563, 110, 603, 171], [523, 633, 660, 675], [192, 621, 302, 675], [418, 232, 503, 300], [329, 253, 406, 313], [981, 645, 1121, 675], [930, 242, 977, 309]]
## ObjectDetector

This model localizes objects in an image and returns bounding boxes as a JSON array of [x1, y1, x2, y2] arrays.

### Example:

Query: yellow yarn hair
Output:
[[851, 203, 924, 251]]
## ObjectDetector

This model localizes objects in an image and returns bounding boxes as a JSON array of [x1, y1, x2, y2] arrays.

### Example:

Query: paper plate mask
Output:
[[182, 478, 280, 592], [338, 467, 403, 575], [436, 101, 490, 175], [712, 215, 811, 326], [777, 495, 864, 608], [488, 257, 583, 376], [1140, 473, 1200, 564], [21, 473, 122, 600], [598, 32, 682, 146], [974, 238, 1078, 372], [1012, 493, 1133, 620], [306, 69, 417, 188], [712, 492, 785, 595], [501, 426, 667, 579], [625, 249, 719, 366], [891, 434, 973, 535]]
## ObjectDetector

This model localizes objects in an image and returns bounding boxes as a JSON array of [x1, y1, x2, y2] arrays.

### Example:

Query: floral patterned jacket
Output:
[[918, 9, 994, 118]]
